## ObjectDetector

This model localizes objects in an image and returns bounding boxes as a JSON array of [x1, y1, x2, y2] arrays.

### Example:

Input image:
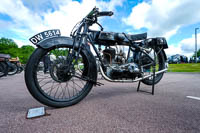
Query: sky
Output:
[[0, 0, 200, 57]]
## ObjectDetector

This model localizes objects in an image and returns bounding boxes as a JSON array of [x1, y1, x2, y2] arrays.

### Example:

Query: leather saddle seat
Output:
[[114, 32, 147, 42], [89, 30, 148, 45], [97, 31, 147, 44]]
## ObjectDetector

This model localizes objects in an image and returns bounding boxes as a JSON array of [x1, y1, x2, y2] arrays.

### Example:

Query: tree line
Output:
[[0, 37, 35, 64], [195, 49, 200, 57]]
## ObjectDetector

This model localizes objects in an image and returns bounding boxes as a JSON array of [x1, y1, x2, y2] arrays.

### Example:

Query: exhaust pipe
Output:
[[99, 66, 168, 83]]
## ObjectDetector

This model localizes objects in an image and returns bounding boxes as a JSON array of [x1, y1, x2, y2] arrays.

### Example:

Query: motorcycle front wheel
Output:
[[25, 46, 93, 108]]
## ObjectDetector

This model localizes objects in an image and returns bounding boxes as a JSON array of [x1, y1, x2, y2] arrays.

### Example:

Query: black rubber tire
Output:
[[25, 47, 94, 108], [0, 62, 8, 77], [17, 66, 23, 73], [8, 62, 18, 75], [141, 47, 165, 85], [0, 62, 5, 77]]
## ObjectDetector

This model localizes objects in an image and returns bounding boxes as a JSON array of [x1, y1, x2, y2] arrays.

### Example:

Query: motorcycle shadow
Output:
[[86, 84, 152, 101]]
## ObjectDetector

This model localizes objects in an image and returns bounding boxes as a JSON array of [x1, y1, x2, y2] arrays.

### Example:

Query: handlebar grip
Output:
[[98, 11, 114, 17]]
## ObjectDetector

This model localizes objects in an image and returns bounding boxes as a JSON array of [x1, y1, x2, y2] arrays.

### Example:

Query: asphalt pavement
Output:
[[0, 72, 200, 133]]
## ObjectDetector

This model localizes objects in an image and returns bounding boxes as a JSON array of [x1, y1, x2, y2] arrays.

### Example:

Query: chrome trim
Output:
[[99, 66, 168, 83]]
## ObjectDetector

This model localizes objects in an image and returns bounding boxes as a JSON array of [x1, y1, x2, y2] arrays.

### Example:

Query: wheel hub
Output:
[[50, 63, 74, 82]]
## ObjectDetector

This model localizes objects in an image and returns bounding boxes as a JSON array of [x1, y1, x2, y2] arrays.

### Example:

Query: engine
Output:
[[102, 47, 141, 79], [106, 63, 140, 79]]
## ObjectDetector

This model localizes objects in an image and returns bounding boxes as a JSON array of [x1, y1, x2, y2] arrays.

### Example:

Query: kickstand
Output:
[[137, 80, 154, 95], [137, 46, 156, 95]]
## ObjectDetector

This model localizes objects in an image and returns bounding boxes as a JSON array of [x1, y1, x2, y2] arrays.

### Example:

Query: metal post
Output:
[[195, 28, 199, 63]]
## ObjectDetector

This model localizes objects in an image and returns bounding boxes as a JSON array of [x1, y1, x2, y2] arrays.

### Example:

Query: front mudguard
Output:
[[35, 36, 74, 49], [35, 36, 97, 84]]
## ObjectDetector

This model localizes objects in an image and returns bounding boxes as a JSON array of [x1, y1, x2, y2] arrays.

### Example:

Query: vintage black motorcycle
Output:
[[0, 54, 19, 77], [25, 7, 168, 107]]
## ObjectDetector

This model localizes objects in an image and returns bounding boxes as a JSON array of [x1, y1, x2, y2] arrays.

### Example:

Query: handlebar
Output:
[[86, 7, 113, 18], [97, 11, 114, 17], [71, 7, 113, 36]]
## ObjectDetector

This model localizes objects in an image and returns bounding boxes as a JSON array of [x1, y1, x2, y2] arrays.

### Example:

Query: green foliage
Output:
[[0, 37, 35, 64], [50, 49, 68, 57], [19, 45, 35, 64], [0, 37, 19, 57], [193, 49, 200, 57], [197, 49, 200, 57]]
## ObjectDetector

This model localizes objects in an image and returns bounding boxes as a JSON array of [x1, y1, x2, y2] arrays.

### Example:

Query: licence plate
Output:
[[29, 29, 61, 45]]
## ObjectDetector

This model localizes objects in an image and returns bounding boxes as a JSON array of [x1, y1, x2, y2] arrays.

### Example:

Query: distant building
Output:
[[168, 54, 188, 64]]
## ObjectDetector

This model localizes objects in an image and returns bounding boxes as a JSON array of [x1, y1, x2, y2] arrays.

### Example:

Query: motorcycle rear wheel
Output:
[[17, 66, 23, 73], [141, 47, 165, 85], [25, 46, 93, 108], [8, 62, 18, 75]]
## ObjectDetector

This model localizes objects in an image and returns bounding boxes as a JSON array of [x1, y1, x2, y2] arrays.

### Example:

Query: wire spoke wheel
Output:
[[141, 46, 165, 85], [25, 45, 93, 107], [8, 62, 18, 75], [35, 47, 90, 102]]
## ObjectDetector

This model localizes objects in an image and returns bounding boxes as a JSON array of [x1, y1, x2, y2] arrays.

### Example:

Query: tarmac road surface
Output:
[[0, 72, 200, 133]]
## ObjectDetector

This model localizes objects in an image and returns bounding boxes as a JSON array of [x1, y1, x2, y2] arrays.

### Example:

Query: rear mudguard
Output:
[[161, 49, 167, 61], [148, 37, 168, 61], [35, 36, 97, 84], [156, 37, 168, 61]]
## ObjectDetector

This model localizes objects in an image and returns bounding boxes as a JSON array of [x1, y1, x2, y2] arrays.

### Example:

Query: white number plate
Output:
[[29, 29, 61, 45]]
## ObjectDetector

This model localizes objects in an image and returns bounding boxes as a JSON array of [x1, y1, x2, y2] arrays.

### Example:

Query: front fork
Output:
[[65, 22, 90, 74], [63, 34, 88, 75]]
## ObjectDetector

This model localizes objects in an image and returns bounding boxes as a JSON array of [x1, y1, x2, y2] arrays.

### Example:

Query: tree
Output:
[[197, 49, 200, 57], [0, 37, 35, 64], [193, 49, 200, 58], [0, 37, 19, 57], [19, 45, 35, 64]]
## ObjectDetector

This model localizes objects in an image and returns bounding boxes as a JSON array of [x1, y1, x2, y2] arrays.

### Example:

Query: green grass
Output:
[[168, 63, 200, 72]]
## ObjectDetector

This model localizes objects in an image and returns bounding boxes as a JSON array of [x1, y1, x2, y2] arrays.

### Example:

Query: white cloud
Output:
[[123, 2, 151, 30], [13, 39, 31, 48], [165, 44, 182, 57], [0, 0, 45, 31], [179, 33, 200, 56], [0, 0, 47, 41], [42, 0, 124, 36], [166, 33, 200, 57], [123, 0, 200, 39], [0, 0, 124, 47]]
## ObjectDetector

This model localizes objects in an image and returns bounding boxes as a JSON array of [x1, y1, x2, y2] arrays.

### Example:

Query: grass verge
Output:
[[168, 63, 200, 72]]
